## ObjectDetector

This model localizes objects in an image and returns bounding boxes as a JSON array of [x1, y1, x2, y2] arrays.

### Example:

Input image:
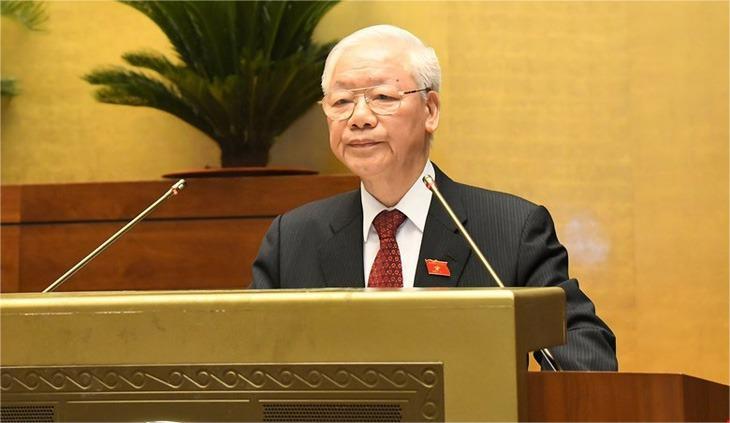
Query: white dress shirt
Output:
[[362, 161, 435, 287]]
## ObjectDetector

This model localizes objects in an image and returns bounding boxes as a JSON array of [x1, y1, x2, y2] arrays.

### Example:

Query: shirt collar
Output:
[[361, 161, 435, 242]]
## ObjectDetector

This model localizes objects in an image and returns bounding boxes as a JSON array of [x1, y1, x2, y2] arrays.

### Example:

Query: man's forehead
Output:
[[331, 44, 413, 89], [331, 70, 404, 90]]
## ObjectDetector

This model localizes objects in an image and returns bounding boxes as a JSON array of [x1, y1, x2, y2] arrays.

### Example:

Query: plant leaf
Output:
[[83, 66, 215, 139], [1, 1, 49, 31]]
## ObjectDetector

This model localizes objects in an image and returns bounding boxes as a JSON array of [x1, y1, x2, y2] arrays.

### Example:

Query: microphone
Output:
[[422, 175, 562, 371], [42, 179, 186, 293]]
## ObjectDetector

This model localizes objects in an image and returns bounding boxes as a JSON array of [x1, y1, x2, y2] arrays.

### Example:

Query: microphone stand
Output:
[[422, 175, 562, 371], [43, 179, 186, 293]]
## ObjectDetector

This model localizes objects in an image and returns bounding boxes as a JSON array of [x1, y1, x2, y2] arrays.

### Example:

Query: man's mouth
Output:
[[347, 140, 382, 148]]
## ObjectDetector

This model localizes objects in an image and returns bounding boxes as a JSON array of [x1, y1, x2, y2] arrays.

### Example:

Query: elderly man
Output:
[[252, 25, 617, 371]]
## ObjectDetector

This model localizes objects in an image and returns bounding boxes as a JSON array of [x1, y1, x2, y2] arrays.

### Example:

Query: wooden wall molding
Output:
[[0, 175, 359, 292]]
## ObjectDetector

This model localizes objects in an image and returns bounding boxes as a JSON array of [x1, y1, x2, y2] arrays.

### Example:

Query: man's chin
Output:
[[342, 159, 389, 181]]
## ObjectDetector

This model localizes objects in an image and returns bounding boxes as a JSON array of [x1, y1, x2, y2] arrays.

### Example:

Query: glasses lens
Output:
[[323, 90, 355, 120], [322, 85, 404, 120], [366, 86, 401, 115]]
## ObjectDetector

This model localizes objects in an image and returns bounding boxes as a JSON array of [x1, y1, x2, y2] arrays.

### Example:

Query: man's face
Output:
[[325, 42, 439, 182]]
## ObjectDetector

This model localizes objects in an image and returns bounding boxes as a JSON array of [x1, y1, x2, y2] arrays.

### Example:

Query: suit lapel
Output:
[[319, 190, 365, 288], [415, 166, 472, 287]]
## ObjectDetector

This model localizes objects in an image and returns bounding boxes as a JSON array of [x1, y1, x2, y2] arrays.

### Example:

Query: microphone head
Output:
[[171, 179, 186, 195], [422, 175, 436, 191]]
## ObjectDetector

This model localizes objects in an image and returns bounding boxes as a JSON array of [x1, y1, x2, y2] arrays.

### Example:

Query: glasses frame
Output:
[[320, 85, 432, 121]]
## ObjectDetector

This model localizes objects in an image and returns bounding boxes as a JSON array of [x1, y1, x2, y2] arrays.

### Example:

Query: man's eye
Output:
[[332, 98, 353, 106], [372, 94, 398, 101]]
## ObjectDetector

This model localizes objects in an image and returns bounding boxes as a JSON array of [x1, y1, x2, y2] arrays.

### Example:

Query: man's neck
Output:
[[361, 158, 429, 207]]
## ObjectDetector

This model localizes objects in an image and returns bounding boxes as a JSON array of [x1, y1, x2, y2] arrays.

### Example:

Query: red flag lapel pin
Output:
[[425, 259, 451, 277]]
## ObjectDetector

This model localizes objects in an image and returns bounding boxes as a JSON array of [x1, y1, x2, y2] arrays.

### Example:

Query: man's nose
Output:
[[348, 96, 377, 129]]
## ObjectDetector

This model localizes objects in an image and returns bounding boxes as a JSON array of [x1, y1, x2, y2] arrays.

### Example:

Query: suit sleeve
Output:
[[251, 215, 282, 289], [517, 205, 618, 371]]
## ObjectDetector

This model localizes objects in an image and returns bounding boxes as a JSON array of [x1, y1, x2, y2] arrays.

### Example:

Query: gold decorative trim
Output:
[[2, 363, 443, 421], [2, 364, 439, 393]]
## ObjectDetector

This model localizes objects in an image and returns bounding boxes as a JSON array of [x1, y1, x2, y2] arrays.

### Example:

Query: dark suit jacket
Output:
[[252, 165, 617, 371]]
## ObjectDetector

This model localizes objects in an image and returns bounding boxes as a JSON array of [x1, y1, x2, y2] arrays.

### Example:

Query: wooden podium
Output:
[[1, 288, 565, 422], [2, 289, 728, 422], [527, 372, 729, 422]]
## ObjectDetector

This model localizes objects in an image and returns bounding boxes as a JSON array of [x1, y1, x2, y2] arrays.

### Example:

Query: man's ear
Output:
[[425, 90, 440, 134]]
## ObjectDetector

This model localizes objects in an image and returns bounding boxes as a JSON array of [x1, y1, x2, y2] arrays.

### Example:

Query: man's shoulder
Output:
[[434, 164, 539, 214], [449, 178, 539, 213]]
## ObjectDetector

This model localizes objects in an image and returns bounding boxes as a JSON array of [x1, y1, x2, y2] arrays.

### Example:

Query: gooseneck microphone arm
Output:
[[422, 175, 562, 371], [42, 179, 186, 293], [422, 176, 505, 288]]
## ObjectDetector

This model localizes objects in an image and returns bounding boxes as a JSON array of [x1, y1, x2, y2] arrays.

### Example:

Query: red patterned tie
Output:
[[368, 209, 407, 288]]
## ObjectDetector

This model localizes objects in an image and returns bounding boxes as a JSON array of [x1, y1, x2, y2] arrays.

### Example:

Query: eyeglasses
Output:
[[320, 85, 431, 121]]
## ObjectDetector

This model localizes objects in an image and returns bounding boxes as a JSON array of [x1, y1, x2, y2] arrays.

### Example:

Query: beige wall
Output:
[[1, 1, 727, 384]]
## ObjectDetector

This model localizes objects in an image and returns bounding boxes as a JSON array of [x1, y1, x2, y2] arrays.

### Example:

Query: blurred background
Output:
[[1, 1, 727, 384]]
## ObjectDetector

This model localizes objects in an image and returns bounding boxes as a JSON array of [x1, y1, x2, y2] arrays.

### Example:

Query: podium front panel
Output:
[[1, 288, 565, 421]]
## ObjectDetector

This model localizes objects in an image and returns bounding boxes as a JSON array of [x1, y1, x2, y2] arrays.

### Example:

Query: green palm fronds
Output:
[[1, 78, 19, 97], [1, 1, 48, 31], [84, 1, 339, 167], [1, 1, 49, 98]]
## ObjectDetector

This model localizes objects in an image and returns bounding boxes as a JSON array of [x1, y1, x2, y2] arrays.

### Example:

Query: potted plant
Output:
[[84, 1, 338, 169]]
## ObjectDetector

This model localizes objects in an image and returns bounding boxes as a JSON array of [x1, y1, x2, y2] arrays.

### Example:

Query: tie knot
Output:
[[372, 209, 406, 240]]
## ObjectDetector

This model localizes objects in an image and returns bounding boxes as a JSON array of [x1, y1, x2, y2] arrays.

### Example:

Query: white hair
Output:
[[321, 25, 441, 95]]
